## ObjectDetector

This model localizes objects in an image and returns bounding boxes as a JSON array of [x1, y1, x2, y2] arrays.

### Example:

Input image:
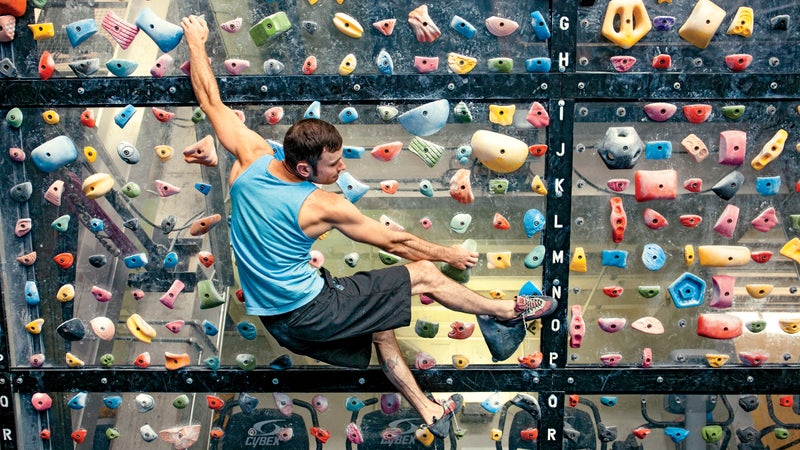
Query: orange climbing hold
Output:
[[493, 213, 510, 230], [528, 144, 547, 157], [683, 104, 712, 124], [206, 395, 225, 410], [449, 169, 474, 204], [53, 252, 74, 269], [165, 352, 191, 370], [183, 135, 217, 166]]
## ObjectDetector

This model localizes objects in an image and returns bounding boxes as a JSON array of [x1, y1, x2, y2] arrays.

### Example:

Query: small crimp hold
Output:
[[525, 57, 552, 73], [681, 134, 709, 162], [413, 56, 439, 73], [14, 218, 31, 237], [631, 316, 664, 334], [165, 352, 190, 370], [725, 53, 753, 72], [485, 15, 519, 37], [220, 17, 242, 33], [154, 179, 181, 197], [373, 18, 396, 36], [651, 54, 671, 69], [451, 15, 477, 39], [569, 247, 587, 272], [683, 104, 712, 124], [447, 52, 477, 74], [645, 141, 671, 159], [610, 55, 636, 72], [653, 16, 676, 31], [150, 53, 173, 78], [16, 251, 36, 266]]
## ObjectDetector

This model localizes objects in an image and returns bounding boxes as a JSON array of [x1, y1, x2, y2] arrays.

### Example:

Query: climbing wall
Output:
[[0, 0, 798, 449]]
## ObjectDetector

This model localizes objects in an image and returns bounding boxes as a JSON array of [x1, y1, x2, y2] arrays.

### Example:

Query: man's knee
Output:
[[406, 260, 440, 287]]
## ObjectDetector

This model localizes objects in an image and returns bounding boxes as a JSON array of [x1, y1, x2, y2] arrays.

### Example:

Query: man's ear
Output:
[[295, 161, 312, 178]]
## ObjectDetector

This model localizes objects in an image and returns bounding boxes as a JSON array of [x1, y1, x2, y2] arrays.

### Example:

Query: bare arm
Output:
[[303, 191, 478, 270], [181, 15, 270, 166]]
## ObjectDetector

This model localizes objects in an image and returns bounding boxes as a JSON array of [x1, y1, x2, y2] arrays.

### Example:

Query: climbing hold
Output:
[[642, 244, 666, 271], [414, 319, 439, 339], [697, 314, 743, 339], [135, 8, 183, 52], [713, 204, 740, 239], [610, 55, 636, 72], [720, 105, 745, 121], [68, 58, 100, 77], [711, 170, 744, 200], [151, 107, 175, 124], [771, 14, 790, 30], [248, 11, 291, 46], [698, 245, 751, 266], [678, 214, 702, 228], [645, 141, 672, 160], [643, 208, 668, 230], [82, 173, 114, 199], [471, 130, 528, 173], [24, 281, 39, 305], [779, 319, 800, 335], [56, 318, 84, 340], [101, 11, 138, 49], [14, 218, 31, 237], [751, 129, 787, 170], [711, 275, 735, 308], [781, 238, 800, 264], [523, 209, 545, 237], [750, 251, 773, 264], [519, 352, 543, 369], [667, 272, 706, 308], [665, 427, 689, 443], [603, 286, 624, 297], [31, 136, 78, 173], [487, 252, 511, 269], [601, 0, 651, 48], [526, 102, 550, 128], [303, 101, 321, 119], [336, 172, 369, 203], [681, 134, 709, 162], [41, 110, 59, 125], [635, 169, 678, 201], [106, 58, 138, 77], [607, 179, 629, 192], [683, 104, 712, 124], [447, 52, 477, 74], [65, 353, 85, 367], [16, 251, 36, 266], [449, 214, 472, 234], [449, 169, 474, 204], [53, 252, 74, 269], [370, 141, 402, 162], [489, 104, 515, 126], [526, 57, 552, 73], [153, 145, 174, 163], [492, 212, 511, 230], [183, 135, 217, 166], [599, 127, 644, 170], [91, 285, 112, 302], [127, 314, 157, 343], [373, 18, 396, 36], [413, 56, 439, 74], [651, 54, 671, 69], [220, 17, 242, 33], [236, 353, 256, 370], [609, 197, 627, 243], [653, 15, 676, 31], [739, 351, 767, 367], [774, 428, 790, 440], [8, 147, 24, 162], [529, 11, 551, 41], [342, 146, 364, 159], [724, 54, 753, 72], [338, 53, 357, 75], [148, 53, 173, 78], [71, 429, 88, 444], [524, 245, 546, 269], [415, 352, 436, 370], [408, 136, 445, 167], [222, 58, 249, 76], [598, 318, 626, 333], [488, 179, 508, 195], [751, 207, 780, 233], [570, 247, 587, 272], [375, 50, 394, 75], [718, 130, 746, 165], [679, 0, 726, 49], [727, 6, 753, 37], [485, 15, 519, 37], [745, 284, 773, 299], [450, 15, 477, 39], [755, 176, 781, 196], [262, 59, 285, 76], [569, 305, 585, 348], [28, 22, 54, 40], [408, 5, 441, 42], [601, 250, 628, 268], [132, 352, 150, 368], [333, 12, 363, 38], [600, 354, 622, 367], [398, 99, 449, 136]]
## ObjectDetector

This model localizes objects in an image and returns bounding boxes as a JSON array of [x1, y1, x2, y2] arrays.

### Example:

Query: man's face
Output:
[[307, 147, 346, 184]]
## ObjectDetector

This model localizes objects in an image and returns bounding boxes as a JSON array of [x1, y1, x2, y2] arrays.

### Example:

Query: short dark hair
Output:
[[283, 119, 342, 177]]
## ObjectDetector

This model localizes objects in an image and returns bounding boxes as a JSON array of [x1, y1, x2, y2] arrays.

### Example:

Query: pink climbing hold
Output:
[[724, 54, 753, 72], [90, 285, 112, 302], [485, 15, 519, 37], [309, 250, 324, 268], [419, 217, 432, 229], [407, 5, 441, 43], [609, 197, 627, 243], [751, 207, 779, 232], [679, 214, 703, 228], [569, 305, 584, 348], [264, 107, 284, 125], [607, 178, 629, 192], [154, 180, 181, 197], [526, 102, 550, 128], [718, 130, 746, 165], [597, 317, 626, 333], [14, 218, 31, 237], [697, 313, 743, 339], [413, 56, 439, 74], [643, 208, 668, 230], [224, 58, 250, 76], [449, 169, 474, 204], [600, 353, 622, 367], [9, 147, 24, 162], [131, 289, 145, 301], [419, 293, 434, 305], [610, 55, 636, 72], [710, 275, 735, 308], [160, 279, 185, 309], [634, 169, 678, 202], [102, 10, 139, 50], [150, 53, 173, 78], [165, 319, 185, 334], [302, 55, 318, 75], [372, 18, 397, 36], [713, 204, 740, 239], [643, 103, 677, 122], [183, 135, 218, 166], [152, 106, 175, 123]]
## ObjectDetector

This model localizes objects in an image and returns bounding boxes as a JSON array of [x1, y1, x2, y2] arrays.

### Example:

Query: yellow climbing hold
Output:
[[601, 0, 652, 49], [447, 52, 477, 75], [488, 104, 515, 126], [569, 247, 587, 272], [705, 354, 729, 368], [531, 175, 547, 195], [751, 129, 787, 171], [333, 13, 363, 38], [745, 284, 773, 299], [727, 7, 754, 37], [684, 245, 695, 266], [26, 318, 44, 334]]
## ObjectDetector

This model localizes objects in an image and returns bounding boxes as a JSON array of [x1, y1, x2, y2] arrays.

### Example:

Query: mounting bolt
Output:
[[747, 376, 754, 383], [100, 378, 107, 384], [272, 378, 279, 385], [673, 82, 681, 90], [656, 376, 664, 383], [353, 84, 361, 92], [168, 86, 176, 94], [447, 83, 455, 91], [15, 377, 22, 384], [358, 378, 365, 385], [260, 85, 268, 93], [186, 378, 193, 385], [770, 82, 778, 90], [0, 378, 5, 384], [540, 83, 548, 91], [577, 82, 585, 90], [567, 377, 574, 384], [77, 87, 85, 95], [553, 279, 560, 286], [446, 377, 453, 385]]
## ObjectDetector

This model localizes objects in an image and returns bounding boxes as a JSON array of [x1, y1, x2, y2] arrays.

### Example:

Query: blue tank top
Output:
[[229, 153, 324, 315]]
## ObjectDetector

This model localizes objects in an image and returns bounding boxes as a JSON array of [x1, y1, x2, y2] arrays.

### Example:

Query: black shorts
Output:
[[260, 266, 412, 369]]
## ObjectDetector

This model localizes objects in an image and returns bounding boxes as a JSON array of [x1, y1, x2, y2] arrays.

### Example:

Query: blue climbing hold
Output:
[[267, 139, 285, 160], [397, 99, 450, 137], [665, 427, 689, 443], [303, 101, 321, 119], [601, 250, 628, 268], [524, 245, 546, 269], [668, 272, 706, 308], [523, 209, 545, 237], [450, 15, 477, 39], [338, 107, 359, 123], [103, 395, 122, 409], [135, 8, 184, 53], [123, 253, 148, 269], [530, 11, 551, 40], [237, 321, 258, 340], [600, 396, 617, 407], [163, 252, 179, 269], [68, 392, 88, 410], [202, 319, 219, 336], [525, 57, 552, 73], [105, 58, 138, 77], [342, 146, 365, 159], [89, 218, 104, 233], [195, 183, 212, 195], [114, 105, 136, 128], [31, 136, 78, 173], [645, 141, 672, 160], [346, 396, 366, 412], [336, 172, 369, 203], [204, 356, 220, 370], [65, 18, 98, 47], [641, 244, 666, 271], [375, 50, 394, 75], [25, 281, 40, 306], [755, 176, 781, 196]]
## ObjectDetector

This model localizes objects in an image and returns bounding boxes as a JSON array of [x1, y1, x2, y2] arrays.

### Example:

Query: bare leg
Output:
[[405, 260, 518, 320], [373, 330, 447, 425]]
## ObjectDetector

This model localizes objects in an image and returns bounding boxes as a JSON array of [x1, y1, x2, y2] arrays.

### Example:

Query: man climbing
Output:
[[181, 15, 557, 440]]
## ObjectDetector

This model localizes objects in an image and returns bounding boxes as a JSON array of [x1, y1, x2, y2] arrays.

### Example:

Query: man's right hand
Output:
[[447, 246, 478, 270], [181, 15, 209, 48]]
